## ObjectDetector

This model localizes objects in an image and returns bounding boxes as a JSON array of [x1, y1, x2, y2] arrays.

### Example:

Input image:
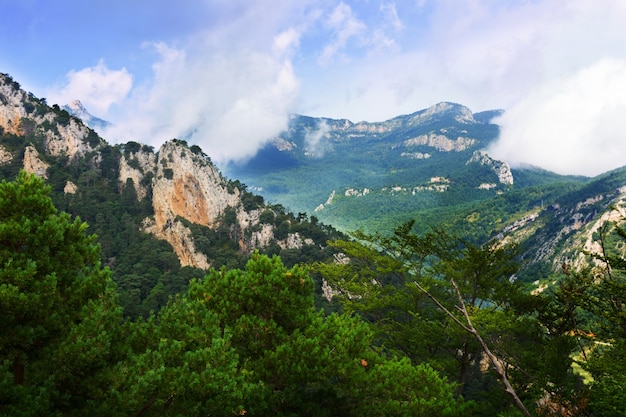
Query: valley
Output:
[[2, 71, 626, 416]]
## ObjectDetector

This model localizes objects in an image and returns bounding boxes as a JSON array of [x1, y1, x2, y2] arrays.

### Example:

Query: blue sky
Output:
[[1, 0, 626, 176]]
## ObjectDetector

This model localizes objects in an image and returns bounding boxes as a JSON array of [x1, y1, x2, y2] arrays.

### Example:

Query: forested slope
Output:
[[2, 71, 626, 416], [0, 73, 344, 317]]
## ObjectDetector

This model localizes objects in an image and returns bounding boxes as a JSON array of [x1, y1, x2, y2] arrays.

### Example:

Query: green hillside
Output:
[[3, 72, 626, 416]]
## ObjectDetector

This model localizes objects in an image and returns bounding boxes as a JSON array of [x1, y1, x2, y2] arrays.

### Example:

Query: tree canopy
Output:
[[0, 173, 465, 416], [0, 171, 121, 415]]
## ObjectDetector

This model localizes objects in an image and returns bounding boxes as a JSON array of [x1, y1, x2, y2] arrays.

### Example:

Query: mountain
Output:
[[1, 70, 625, 297], [226, 102, 626, 283], [4, 71, 626, 415], [226, 102, 581, 232], [0, 72, 343, 317], [62, 99, 112, 131]]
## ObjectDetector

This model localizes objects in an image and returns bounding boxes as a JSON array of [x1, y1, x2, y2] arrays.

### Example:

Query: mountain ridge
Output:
[[63, 99, 112, 132], [0, 72, 344, 316], [226, 101, 515, 230], [2, 70, 625, 293]]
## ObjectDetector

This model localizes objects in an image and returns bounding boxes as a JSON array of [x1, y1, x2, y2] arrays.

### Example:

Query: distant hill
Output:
[[1, 70, 625, 298], [63, 99, 112, 132], [225, 102, 626, 283], [225, 102, 585, 232]]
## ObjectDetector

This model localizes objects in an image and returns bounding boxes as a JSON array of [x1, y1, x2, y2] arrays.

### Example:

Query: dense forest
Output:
[[2, 172, 626, 416]]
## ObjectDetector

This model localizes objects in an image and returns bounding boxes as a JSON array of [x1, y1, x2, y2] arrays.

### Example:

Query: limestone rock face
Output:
[[144, 140, 241, 268], [279, 232, 314, 250], [468, 151, 514, 185], [142, 216, 210, 270], [64, 181, 78, 194], [271, 137, 297, 151], [246, 223, 276, 249], [23, 145, 49, 178], [119, 148, 157, 200], [0, 145, 13, 165], [404, 133, 476, 152], [152, 141, 240, 228], [0, 74, 99, 161], [0, 76, 28, 135], [116, 139, 295, 268], [42, 118, 95, 160]]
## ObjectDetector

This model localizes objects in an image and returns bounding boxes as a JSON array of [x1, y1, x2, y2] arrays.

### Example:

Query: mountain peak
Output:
[[409, 102, 475, 124], [63, 100, 111, 131], [67, 99, 87, 114]]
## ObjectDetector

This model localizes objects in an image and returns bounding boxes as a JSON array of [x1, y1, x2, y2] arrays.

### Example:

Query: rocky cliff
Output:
[[139, 140, 241, 268], [468, 151, 514, 185], [0, 73, 102, 178], [404, 133, 476, 152], [117, 139, 316, 268], [1, 73, 325, 270]]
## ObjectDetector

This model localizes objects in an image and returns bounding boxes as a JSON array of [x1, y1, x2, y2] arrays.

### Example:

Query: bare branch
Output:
[[413, 278, 531, 417], [413, 281, 472, 333]]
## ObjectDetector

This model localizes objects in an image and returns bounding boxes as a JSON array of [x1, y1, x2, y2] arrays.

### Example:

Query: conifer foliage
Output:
[[0, 172, 464, 416], [0, 171, 119, 415]]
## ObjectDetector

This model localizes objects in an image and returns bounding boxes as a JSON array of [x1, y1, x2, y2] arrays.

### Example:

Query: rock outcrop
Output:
[[152, 141, 240, 228], [404, 133, 476, 152], [42, 118, 95, 160], [0, 145, 13, 165], [64, 181, 78, 194], [468, 151, 514, 185], [142, 140, 242, 268], [23, 145, 49, 178], [119, 147, 157, 200], [0, 75, 28, 136], [0, 74, 101, 162]]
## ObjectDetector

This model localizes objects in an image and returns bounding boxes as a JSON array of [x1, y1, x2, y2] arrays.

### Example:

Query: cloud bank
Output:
[[304, 120, 332, 158], [42, 0, 626, 175], [102, 38, 299, 163], [47, 61, 132, 116], [489, 58, 626, 176]]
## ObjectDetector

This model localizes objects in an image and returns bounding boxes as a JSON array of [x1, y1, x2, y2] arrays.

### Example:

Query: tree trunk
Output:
[[414, 279, 532, 417], [13, 358, 24, 385], [456, 342, 471, 397]]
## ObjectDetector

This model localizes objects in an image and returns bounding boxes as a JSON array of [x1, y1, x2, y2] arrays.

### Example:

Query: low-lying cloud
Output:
[[47, 61, 132, 117], [101, 38, 299, 163], [42, 0, 626, 176], [489, 58, 626, 176], [47, 1, 304, 165], [304, 120, 332, 158]]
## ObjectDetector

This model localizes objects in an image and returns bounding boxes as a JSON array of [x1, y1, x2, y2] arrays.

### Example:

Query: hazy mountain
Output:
[[225, 102, 582, 232], [225, 102, 626, 283], [1, 70, 625, 295], [62, 99, 112, 132]]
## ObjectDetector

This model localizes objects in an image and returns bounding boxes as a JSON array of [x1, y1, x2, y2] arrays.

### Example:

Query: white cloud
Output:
[[302, 0, 626, 176], [319, 2, 367, 65], [489, 58, 626, 176], [103, 33, 299, 163], [480, 0, 626, 176], [42, 0, 626, 176], [304, 119, 331, 158], [380, 2, 403, 31], [47, 60, 132, 116], [273, 27, 301, 55]]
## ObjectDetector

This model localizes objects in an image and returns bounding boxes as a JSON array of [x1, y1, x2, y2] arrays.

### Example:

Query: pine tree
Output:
[[0, 171, 116, 415]]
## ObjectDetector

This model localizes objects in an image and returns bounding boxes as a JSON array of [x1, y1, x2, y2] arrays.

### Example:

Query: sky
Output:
[[1, 0, 625, 176]]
